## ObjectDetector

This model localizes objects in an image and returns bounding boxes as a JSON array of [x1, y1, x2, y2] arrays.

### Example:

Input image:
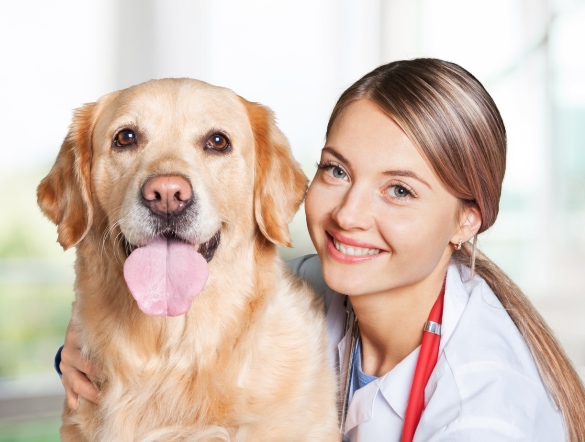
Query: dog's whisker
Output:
[[101, 221, 120, 259], [98, 205, 127, 260], [110, 211, 139, 264]]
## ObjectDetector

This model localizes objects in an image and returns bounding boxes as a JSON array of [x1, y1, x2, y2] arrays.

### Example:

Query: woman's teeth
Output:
[[333, 238, 380, 256]]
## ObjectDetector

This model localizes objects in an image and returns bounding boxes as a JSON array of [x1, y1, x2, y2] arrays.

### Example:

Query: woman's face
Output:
[[305, 99, 473, 297]]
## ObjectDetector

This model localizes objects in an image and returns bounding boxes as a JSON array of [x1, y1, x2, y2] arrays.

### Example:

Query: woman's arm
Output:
[[58, 316, 102, 409]]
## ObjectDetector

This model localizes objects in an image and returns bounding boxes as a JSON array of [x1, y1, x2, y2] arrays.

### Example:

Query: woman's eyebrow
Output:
[[383, 170, 432, 189], [322, 147, 350, 166], [322, 146, 432, 189]]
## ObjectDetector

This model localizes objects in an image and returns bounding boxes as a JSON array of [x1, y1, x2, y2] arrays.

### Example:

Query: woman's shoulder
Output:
[[445, 264, 538, 374], [443, 263, 544, 378], [287, 254, 347, 366], [287, 254, 345, 314], [287, 254, 323, 285], [428, 263, 565, 439]]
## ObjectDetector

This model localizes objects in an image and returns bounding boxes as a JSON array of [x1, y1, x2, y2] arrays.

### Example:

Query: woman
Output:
[[57, 59, 585, 440]]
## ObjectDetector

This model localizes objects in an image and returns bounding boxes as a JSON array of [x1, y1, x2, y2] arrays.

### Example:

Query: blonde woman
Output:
[[57, 59, 585, 440]]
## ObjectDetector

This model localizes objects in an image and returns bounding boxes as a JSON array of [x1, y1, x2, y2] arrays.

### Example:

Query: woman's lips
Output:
[[326, 231, 384, 263]]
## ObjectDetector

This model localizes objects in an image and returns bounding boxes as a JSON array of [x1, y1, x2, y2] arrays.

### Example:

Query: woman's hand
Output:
[[60, 315, 102, 409]]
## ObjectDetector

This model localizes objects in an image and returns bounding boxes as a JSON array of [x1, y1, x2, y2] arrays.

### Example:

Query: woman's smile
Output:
[[327, 231, 383, 263]]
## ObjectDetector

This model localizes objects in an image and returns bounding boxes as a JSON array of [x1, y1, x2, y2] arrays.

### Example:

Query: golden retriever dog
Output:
[[37, 79, 339, 441]]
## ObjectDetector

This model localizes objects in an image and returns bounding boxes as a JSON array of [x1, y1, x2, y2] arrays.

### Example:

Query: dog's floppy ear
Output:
[[242, 98, 308, 248], [37, 102, 97, 250]]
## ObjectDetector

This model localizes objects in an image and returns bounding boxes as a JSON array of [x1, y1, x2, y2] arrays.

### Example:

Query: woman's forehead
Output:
[[326, 101, 430, 169]]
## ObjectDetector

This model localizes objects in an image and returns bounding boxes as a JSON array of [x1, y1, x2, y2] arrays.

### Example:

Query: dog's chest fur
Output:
[[64, 237, 337, 441]]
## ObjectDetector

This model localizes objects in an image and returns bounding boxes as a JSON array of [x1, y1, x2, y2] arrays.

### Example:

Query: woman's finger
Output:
[[60, 315, 102, 404], [61, 365, 102, 407], [61, 342, 102, 379]]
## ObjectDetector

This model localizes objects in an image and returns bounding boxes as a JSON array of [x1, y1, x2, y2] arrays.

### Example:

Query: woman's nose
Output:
[[331, 185, 374, 230]]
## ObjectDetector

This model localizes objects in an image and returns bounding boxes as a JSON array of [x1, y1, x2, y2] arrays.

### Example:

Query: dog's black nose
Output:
[[142, 175, 193, 218]]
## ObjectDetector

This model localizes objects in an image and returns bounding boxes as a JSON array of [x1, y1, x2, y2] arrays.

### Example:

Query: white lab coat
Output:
[[288, 255, 566, 441]]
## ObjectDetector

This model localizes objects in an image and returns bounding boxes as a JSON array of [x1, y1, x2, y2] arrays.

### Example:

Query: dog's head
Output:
[[38, 78, 307, 283]]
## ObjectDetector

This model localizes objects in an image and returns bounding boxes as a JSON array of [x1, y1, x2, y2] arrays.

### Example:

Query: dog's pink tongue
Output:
[[123, 238, 208, 316]]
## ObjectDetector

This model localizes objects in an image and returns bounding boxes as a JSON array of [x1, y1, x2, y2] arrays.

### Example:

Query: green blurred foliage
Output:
[[0, 225, 37, 259], [0, 167, 75, 377], [0, 168, 67, 260], [0, 417, 61, 442], [0, 282, 72, 376]]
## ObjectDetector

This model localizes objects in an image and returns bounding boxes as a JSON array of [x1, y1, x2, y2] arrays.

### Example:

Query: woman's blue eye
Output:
[[390, 185, 410, 198], [331, 167, 346, 179]]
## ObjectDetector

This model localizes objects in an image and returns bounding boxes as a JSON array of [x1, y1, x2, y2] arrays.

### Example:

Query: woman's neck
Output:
[[350, 262, 448, 377]]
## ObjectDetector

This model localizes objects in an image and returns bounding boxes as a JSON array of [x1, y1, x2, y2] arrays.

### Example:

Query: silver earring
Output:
[[455, 240, 463, 250]]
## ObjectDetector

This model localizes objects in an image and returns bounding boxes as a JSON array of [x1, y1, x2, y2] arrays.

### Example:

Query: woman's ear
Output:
[[451, 205, 482, 245]]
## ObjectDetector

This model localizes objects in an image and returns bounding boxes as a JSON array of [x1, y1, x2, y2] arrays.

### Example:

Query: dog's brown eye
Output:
[[114, 129, 136, 148], [206, 133, 230, 152]]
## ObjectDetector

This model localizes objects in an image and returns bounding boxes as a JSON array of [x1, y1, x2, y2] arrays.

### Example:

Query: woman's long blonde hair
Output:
[[327, 58, 585, 440]]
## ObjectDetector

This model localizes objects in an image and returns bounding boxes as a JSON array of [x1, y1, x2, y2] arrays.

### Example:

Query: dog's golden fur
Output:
[[38, 79, 339, 441]]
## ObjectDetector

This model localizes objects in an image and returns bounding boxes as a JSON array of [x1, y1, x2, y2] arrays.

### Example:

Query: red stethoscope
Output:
[[340, 283, 445, 442]]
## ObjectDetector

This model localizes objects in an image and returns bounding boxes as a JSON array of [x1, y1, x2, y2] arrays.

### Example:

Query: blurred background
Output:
[[1, 0, 584, 439]]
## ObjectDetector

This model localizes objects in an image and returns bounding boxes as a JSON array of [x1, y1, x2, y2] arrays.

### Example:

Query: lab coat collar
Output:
[[338, 262, 472, 433], [340, 338, 420, 432], [438, 263, 472, 353]]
